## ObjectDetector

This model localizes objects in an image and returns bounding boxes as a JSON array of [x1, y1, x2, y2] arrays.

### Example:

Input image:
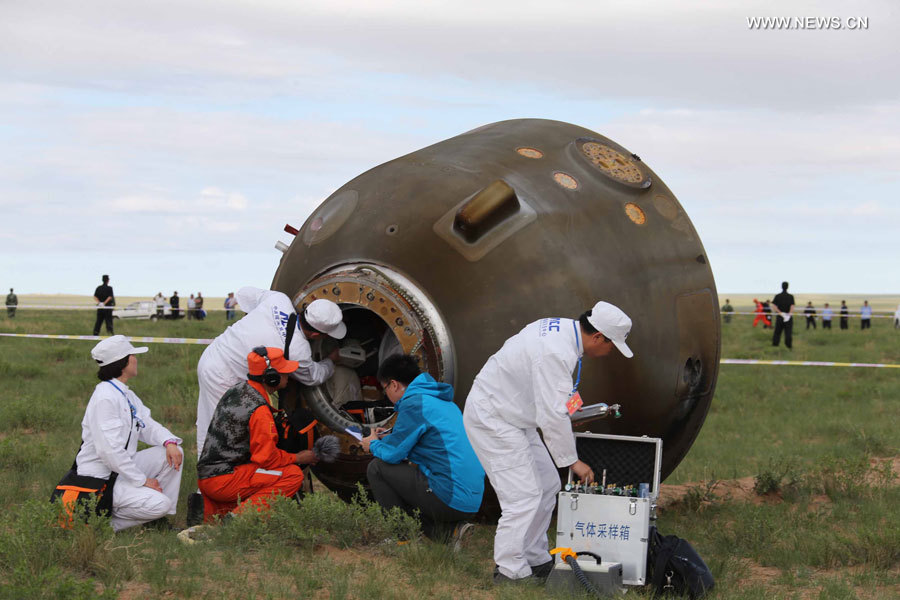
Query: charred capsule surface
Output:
[[272, 119, 720, 497]]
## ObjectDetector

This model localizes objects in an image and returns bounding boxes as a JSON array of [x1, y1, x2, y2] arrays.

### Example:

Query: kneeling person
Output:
[[361, 355, 484, 540], [197, 347, 318, 519], [77, 336, 184, 531]]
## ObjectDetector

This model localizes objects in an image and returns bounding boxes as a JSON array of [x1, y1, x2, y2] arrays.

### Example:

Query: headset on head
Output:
[[249, 346, 282, 388]]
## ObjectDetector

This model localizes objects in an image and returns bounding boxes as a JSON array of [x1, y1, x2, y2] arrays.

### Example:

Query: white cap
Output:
[[587, 301, 634, 358], [91, 335, 148, 366], [305, 299, 347, 339]]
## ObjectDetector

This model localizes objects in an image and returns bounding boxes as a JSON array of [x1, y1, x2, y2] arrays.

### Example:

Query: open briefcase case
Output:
[[555, 432, 663, 586]]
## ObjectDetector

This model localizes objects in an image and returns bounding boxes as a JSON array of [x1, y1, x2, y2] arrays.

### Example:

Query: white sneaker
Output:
[[451, 521, 475, 552]]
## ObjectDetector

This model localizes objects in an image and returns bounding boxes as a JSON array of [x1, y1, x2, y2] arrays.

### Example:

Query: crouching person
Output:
[[76, 336, 183, 531], [361, 355, 484, 542], [197, 347, 318, 520]]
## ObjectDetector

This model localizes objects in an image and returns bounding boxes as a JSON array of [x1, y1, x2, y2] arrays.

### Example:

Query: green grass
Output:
[[1, 308, 898, 598], [669, 314, 899, 483]]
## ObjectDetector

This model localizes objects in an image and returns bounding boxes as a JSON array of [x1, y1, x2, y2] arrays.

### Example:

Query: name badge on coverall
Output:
[[566, 390, 583, 415]]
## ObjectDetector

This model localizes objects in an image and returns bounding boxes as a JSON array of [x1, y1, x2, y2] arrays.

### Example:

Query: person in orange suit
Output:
[[752, 298, 771, 328], [197, 347, 318, 520]]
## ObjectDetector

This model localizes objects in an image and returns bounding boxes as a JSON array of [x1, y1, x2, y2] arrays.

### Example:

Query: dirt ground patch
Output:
[[657, 460, 899, 596], [659, 455, 899, 511]]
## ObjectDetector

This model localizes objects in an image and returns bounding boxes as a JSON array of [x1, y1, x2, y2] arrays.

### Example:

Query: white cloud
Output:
[[199, 187, 248, 211], [2, 1, 895, 110], [1, 0, 897, 293], [603, 104, 900, 176], [110, 194, 181, 213]]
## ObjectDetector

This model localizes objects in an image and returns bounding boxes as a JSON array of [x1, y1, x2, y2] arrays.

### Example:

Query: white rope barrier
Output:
[[0, 333, 213, 345], [721, 358, 899, 369], [1, 333, 898, 368], [721, 310, 895, 319], [4, 304, 231, 311]]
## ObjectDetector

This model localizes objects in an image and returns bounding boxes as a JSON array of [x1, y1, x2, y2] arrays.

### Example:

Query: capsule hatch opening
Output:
[[310, 305, 402, 429], [292, 262, 455, 438]]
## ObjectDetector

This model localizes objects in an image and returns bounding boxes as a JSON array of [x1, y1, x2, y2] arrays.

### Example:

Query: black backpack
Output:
[[271, 405, 319, 453], [647, 526, 715, 598]]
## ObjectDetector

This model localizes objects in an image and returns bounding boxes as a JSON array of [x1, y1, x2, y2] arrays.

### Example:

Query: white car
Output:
[[112, 301, 171, 321]]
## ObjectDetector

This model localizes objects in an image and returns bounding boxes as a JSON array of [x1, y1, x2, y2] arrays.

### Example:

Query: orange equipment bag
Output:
[[50, 467, 117, 528]]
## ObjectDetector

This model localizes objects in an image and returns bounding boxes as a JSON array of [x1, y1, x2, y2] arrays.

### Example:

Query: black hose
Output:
[[565, 555, 604, 598]]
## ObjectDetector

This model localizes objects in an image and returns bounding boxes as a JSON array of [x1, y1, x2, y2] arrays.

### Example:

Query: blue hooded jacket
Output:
[[369, 373, 484, 513]]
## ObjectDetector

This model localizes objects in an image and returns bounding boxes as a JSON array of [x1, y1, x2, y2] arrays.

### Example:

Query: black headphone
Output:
[[249, 346, 282, 388]]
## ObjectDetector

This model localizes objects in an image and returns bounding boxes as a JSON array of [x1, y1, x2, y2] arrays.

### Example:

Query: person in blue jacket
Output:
[[361, 354, 484, 542]]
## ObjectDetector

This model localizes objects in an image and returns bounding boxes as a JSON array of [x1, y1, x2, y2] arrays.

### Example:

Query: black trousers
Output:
[[367, 458, 474, 540], [93, 308, 113, 335], [823, 320, 831, 329], [861, 319, 871, 330], [840, 317, 848, 329], [772, 316, 792, 348], [806, 317, 816, 329]]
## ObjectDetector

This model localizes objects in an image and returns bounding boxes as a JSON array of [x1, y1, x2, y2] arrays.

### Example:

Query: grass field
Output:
[[0, 307, 897, 599]]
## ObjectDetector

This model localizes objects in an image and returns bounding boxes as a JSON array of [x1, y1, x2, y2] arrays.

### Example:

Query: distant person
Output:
[[153, 292, 166, 318], [187, 294, 196, 320], [762, 300, 773, 329], [893, 303, 900, 329], [771, 282, 794, 349], [839, 300, 849, 330], [195, 292, 205, 320], [804, 301, 817, 330], [6, 287, 17, 318], [170, 291, 180, 319], [224, 292, 237, 321], [822, 303, 833, 329], [361, 355, 484, 542], [75, 336, 183, 530], [92, 274, 115, 336], [197, 347, 317, 521], [752, 299, 770, 328], [721, 299, 734, 324], [860, 300, 872, 330]]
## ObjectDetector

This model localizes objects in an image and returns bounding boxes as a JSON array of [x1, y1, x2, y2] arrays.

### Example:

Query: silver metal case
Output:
[[556, 433, 663, 585], [545, 558, 624, 595]]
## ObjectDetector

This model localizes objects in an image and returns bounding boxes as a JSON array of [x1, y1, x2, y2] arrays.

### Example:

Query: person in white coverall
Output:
[[463, 301, 634, 584], [189, 286, 346, 524], [77, 335, 184, 531]]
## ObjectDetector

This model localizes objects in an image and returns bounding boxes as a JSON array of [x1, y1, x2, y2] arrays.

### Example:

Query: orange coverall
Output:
[[198, 381, 303, 520], [752, 299, 771, 328]]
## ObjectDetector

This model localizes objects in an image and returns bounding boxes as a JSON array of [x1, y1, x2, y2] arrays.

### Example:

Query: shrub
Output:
[[682, 479, 720, 512], [753, 458, 800, 497], [0, 498, 122, 598], [209, 485, 420, 551]]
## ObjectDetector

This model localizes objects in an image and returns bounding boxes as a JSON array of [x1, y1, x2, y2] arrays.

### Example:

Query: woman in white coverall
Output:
[[77, 336, 184, 531], [463, 301, 634, 584], [191, 287, 346, 523]]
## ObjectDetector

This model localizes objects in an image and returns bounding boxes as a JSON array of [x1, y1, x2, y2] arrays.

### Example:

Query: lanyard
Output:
[[571, 320, 582, 395], [107, 380, 145, 430]]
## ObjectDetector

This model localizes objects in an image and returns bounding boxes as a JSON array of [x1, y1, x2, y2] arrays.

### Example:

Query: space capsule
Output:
[[271, 119, 720, 500]]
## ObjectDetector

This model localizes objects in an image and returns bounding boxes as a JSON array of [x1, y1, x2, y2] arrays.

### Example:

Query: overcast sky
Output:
[[2, 0, 898, 298]]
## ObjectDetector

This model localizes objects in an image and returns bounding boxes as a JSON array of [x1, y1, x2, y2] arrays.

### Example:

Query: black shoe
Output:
[[531, 559, 555, 580], [187, 491, 204, 527], [143, 517, 181, 533]]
